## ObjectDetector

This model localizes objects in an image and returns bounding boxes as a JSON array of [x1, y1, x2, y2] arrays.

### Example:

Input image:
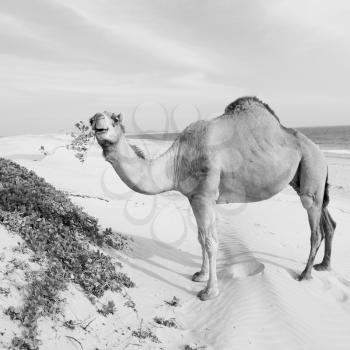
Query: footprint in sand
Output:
[[220, 260, 265, 280]]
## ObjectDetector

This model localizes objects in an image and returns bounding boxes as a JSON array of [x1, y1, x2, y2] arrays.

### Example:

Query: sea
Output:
[[298, 125, 350, 152], [128, 125, 350, 153]]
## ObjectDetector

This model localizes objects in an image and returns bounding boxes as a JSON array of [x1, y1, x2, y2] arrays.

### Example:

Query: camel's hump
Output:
[[224, 96, 280, 123]]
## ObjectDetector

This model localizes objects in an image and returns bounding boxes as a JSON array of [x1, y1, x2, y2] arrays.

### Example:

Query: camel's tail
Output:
[[320, 173, 336, 238]]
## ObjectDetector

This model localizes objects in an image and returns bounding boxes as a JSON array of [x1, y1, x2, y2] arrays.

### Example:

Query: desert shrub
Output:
[[4, 263, 66, 349], [0, 158, 134, 349], [0, 158, 100, 243], [0, 159, 133, 293], [103, 227, 130, 251]]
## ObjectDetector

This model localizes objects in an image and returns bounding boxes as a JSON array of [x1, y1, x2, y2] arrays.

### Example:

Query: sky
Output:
[[1, 0, 350, 135]]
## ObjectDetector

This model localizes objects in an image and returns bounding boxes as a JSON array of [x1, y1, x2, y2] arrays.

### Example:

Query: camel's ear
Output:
[[111, 113, 123, 124]]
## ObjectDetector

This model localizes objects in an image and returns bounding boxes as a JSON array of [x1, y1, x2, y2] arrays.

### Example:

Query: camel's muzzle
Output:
[[94, 127, 109, 134], [90, 114, 109, 134]]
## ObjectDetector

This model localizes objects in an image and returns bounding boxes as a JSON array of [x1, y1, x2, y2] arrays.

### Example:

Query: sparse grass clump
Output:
[[0, 158, 134, 349], [0, 286, 10, 297], [184, 345, 207, 350], [153, 316, 178, 328], [165, 296, 180, 307], [98, 300, 116, 316], [132, 321, 160, 344], [63, 320, 76, 330]]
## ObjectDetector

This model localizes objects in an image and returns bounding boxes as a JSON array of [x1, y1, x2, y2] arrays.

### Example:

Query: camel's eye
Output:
[[111, 113, 122, 124], [89, 117, 94, 126]]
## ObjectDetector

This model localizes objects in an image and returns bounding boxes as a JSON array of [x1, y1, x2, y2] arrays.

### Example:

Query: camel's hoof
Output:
[[314, 263, 331, 271], [192, 271, 209, 282], [197, 287, 219, 301], [298, 271, 312, 281]]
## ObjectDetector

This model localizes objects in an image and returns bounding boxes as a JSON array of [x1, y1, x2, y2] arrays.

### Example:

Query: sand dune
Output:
[[1, 134, 350, 349]]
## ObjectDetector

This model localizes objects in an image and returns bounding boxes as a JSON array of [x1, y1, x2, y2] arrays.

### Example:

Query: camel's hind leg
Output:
[[298, 195, 336, 278], [294, 145, 336, 280], [314, 186, 337, 271], [299, 203, 323, 280]]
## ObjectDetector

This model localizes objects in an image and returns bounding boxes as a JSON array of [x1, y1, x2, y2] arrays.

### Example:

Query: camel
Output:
[[90, 96, 336, 301]]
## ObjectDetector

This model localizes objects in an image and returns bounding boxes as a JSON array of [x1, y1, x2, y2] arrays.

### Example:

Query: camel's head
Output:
[[90, 111, 124, 145]]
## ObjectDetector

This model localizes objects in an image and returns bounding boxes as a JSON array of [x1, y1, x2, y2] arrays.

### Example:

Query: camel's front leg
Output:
[[190, 197, 219, 301], [192, 235, 209, 282]]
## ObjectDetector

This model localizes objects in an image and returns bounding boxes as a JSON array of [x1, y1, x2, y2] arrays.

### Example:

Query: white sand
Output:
[[1, 134, 350, 349]]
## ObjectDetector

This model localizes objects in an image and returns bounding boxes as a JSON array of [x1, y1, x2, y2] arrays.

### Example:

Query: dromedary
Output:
[[90, 97, 336, 301]]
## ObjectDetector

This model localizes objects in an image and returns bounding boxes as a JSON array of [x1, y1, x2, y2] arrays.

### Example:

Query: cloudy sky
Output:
[[1, 0, 349, 135]]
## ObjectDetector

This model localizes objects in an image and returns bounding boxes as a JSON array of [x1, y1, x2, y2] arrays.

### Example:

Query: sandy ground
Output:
[[1, 134, 350, 349]]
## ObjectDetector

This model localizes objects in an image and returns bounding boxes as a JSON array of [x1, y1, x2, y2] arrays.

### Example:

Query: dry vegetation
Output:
[[0, 158, 134, 349]]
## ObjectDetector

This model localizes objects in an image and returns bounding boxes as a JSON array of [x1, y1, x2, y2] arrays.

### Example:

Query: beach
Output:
[[2, 0, 349, 347], [1, 133, 350, 349]]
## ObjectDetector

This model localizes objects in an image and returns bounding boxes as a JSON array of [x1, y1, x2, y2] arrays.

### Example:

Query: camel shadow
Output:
[[109, 233, 201, 295], [130, 235, 199, 268], [109, 229, 305, 295]]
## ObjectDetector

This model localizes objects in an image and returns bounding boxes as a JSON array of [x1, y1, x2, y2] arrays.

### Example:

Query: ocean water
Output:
[[297, 125, 350, 152]]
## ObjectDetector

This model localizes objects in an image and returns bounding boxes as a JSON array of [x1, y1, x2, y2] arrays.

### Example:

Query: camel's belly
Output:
[[217, 177, 284, 203], [217, 148, 300, 204]]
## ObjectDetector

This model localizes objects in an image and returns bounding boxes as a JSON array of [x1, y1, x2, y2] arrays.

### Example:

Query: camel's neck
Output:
[[102, 134, 177, 195]]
